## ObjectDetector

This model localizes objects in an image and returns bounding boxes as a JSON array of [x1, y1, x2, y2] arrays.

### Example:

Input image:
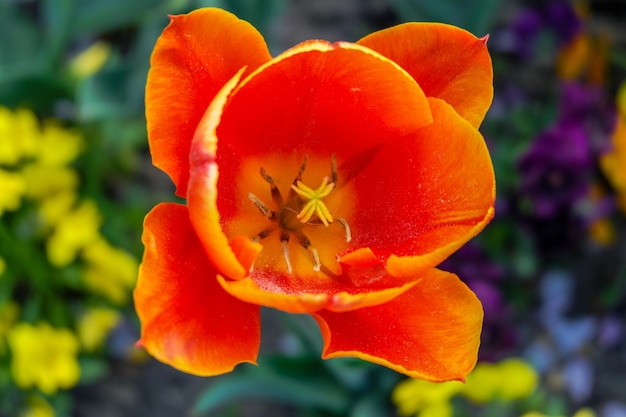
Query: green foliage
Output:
[[389, 0, 506, 35]]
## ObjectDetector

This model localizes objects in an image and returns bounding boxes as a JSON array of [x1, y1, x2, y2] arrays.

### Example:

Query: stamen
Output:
[[247, 155, 349, 274], [248, 193, 276, 220], [260, 167, 283, 205], [280, 231, 292, 273], [291, 177, 335, 226], [281, 240, 293, 274], [253, 227, 275, 242], [330, 153, 338, 185], [310, 247, 321, 272], [294, 231, 321, 272], [336, 217, 352, 242]]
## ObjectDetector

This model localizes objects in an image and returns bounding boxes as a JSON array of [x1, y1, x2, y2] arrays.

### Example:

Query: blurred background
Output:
[[1, 0, 626, 416]]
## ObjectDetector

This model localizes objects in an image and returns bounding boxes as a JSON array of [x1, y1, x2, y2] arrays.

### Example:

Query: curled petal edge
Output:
[[188, 68, 250, 280], [385, 206, 495, 278]]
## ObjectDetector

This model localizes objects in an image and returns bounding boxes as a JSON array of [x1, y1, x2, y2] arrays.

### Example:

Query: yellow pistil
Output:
[[291, 176, 335, 226], [244, 154, 350, 273]]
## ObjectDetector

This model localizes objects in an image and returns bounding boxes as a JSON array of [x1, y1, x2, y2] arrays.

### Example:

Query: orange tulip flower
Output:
[[135, 7, 495, 382]]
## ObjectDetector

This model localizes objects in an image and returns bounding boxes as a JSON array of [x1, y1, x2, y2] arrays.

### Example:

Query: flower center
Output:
[[246, 155, 351, 274]]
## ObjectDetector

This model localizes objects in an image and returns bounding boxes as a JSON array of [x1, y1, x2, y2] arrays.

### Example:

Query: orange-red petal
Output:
[[213, 40, 432, 177], [349, 97, 495, 279], [146, 8, 271, 197], [205, 40, 431, 265], [188, 69, 252, 280], [358, 22, 493, 128], [217, 269, 419, 314], [189, 40, 433, 285], [134, 202, 260, 376], [313, 268, 483, 381]]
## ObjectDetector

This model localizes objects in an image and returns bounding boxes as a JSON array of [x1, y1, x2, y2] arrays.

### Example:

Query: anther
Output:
[[260, 167, 283, 205], [330, 153, 338, 185], [280, 231, 292, 273], [310, 247, 321, 271], [294, 231, 321, 272], [336, 217, 352, 242], [253, 227, 275, 242], [248, 193, 276, 221]]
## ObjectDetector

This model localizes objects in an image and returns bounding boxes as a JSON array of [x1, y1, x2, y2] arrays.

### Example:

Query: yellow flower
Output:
[[586, 184, 616, 245], [0, 302, 19, 354], [7, 322, 80, 395], [600, 80, 626, 213], [392, 378, 464, 417], [557, 33, 591, 81], [462, 358, 538, 404], [0, 256, 5, 277], [0, 107, 38, 166], [21, 396, 55, 417], [0, 169, 27, 215], [70, 41, 111, 78], [81, 238, 138, 304], [35, 122, 83, 167], [46, 200, 102, 267], [588, 217, 615, 246], [22, 164, 79, 201], [520, 408, 596, 417], [37, 190, 77, 228], [77, 307, 120, 351], [573, 408, 597, 417]]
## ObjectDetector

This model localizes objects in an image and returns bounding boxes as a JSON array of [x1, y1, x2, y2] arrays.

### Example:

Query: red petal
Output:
[[313, 269, 483, 381], [350, 97, 495, 278], [358, 22, 493, 128], [134, 203, 260, 376], [205, 40, 431, 274], [213, 40, 432, 181], [146, 8, 271, 196], [189, 40, 433, 289], [188, 69, 256, 280]]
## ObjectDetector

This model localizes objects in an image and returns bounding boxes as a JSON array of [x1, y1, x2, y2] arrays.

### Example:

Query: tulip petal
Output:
[[188, 68, 252, 280], [146, 8, 271, 196], [217, 275, 329, 314], [134, 203, 260, 376], [190, 39, 433, 286], [218, 271, 419, 314], [313, 268, 483, 381], [350, 97, 495, 279], [214, 40, 432, 173], [358, 22, 493, 128]]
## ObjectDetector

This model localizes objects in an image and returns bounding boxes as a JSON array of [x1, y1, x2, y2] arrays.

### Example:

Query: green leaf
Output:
[[42, 0, 74, 59], [193, 366, 350, 415], [349, 394, 391, 417], [66, 0, 162, 37], [0, 3, 47, 82], [78, 356, 110, 384], [389, 0, 505, 35], [76, 66, 136, 121], [221, 0, 285, 39]]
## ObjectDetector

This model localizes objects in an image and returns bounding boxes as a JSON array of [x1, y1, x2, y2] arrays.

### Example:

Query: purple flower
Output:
[[544, 0, 582, 45], [559, 82, 616, 155], [510, 0, 581, 59], [519, 121, 592, 218], [562, 356, 594, 403]]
